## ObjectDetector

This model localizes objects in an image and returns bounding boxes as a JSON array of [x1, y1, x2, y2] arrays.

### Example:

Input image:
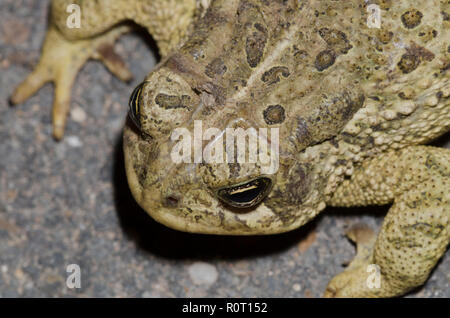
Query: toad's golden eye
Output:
[[128, 82, 145, 130], [216, 177, 273, 209]]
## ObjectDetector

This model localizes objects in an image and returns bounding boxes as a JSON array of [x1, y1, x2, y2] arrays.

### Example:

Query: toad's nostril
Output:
[[216, 177, 272, 209], [164, 195, 180, 208]]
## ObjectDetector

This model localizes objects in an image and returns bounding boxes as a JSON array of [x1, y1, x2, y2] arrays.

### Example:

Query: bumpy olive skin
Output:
[[12, 0, 450, 297]]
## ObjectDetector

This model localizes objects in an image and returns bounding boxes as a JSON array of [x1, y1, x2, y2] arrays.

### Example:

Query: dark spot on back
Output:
[[397, 42, 435, 74], [261, 66, 290, 84], [155, 94, 191, 110], [315, 50, 336, 71], [246, 23, 268, 68], [398, 53, 420, 73], [263, 105, 286, 125], [401, 9, 423, 29], [410, 42, 435, 61], [377, 30, 393, 44], [318, 28, 353, 54]]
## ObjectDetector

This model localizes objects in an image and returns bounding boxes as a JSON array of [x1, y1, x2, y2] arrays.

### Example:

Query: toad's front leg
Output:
[[11, 24, 133, 139], [10, 0, 200, 140], [324, 146, 449, 297]]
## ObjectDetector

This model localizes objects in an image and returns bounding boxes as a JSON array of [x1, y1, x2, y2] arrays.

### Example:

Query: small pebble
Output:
[[188, 262, 218, 286], [66, 136, 83, 148], [71, 106, 87, 123]]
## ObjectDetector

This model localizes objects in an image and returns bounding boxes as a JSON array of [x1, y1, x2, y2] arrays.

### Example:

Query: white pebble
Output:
[[71, 106, 87, 123], [188, 262, 218, 286], [66, 136, 83, 148]]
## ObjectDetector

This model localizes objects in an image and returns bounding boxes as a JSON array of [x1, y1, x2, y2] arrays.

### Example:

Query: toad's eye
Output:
[[216, 177, 272, 209], [128, 82, 145, 130]]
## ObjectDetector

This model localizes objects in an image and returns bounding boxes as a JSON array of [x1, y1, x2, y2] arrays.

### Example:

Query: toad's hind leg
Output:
[[324, 146, 449, 297]]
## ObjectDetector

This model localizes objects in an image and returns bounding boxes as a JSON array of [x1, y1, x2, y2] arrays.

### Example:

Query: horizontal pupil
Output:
[[228, 184, 259, 195], [226, 185, 262, 203]]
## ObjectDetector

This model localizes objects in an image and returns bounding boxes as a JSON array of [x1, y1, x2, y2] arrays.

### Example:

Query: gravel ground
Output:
[[0, 0, 448, 298]]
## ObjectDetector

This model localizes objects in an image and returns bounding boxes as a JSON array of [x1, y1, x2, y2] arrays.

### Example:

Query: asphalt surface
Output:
[[0, 0, 448, 297]]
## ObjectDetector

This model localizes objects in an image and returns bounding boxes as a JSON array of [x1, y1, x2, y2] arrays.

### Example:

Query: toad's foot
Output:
[[11, 24, 132, 139], [324, 146, 449, 297], [324, 224, 379, 297]]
